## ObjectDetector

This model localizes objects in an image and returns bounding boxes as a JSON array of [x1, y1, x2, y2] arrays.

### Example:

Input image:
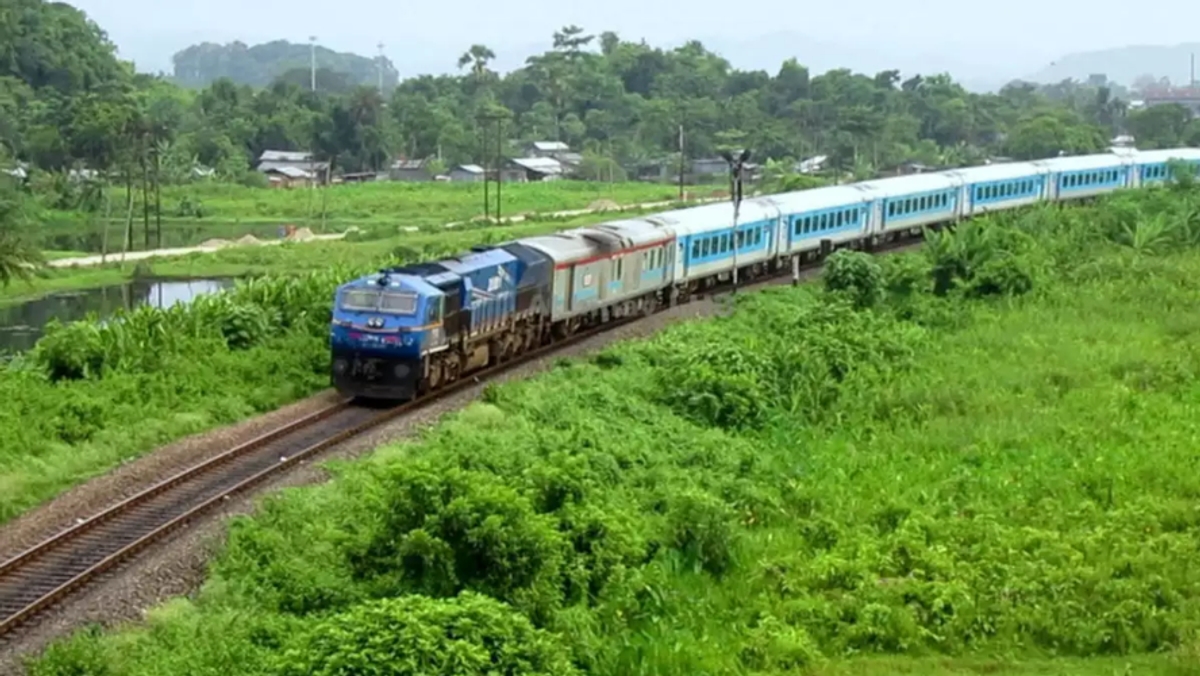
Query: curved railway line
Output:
[[0, 232, 924, 642], [0, 314, 646, 640]]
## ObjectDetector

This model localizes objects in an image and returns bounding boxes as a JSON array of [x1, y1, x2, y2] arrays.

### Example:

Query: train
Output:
[[330, 146, 1200, 401]]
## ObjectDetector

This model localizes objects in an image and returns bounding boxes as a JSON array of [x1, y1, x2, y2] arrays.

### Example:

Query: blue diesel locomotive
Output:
[[331, 244, 550, 399], [331, 146, 1200, 401]]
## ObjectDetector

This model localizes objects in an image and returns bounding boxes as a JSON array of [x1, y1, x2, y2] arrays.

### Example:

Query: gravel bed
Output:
[[0, 242, 922, 672]]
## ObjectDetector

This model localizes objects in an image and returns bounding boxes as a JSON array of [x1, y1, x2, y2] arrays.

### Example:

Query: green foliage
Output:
[[923, 220, 1035, 297], [274, 593, 578, 676], [823, 249, 884, 308], [26, 185, 1200, 675], [1, 0, 1147, 201]]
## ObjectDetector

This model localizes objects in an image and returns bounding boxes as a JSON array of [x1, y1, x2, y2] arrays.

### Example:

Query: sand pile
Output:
[[236, 234, 263, 246], [287, 226, 317, 242], [587, 199, 621, 212], [200, 238, 231, 249]]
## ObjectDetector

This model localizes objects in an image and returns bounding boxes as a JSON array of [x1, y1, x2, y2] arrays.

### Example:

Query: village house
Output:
[[508, 157, 565, 182], [262, 165, 316, 188], [447, 164, 485, 182], [388, 158, 434, 182], [523, 141, 582, 171], [255, 150, 329, 185]]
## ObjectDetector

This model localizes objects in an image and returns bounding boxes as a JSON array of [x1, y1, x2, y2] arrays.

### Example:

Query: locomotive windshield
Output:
[[379, 291, 418, 314], [340, 289, 380, 312]]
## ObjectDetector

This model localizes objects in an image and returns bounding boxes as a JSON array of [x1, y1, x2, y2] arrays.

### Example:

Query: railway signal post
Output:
[[720, 148, 752, 292]]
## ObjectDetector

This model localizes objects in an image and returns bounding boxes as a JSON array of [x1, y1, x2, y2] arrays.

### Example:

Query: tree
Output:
[[0, 163, 44, 287], [457, 44, 496, 79], [1, 0, 1128, 190]]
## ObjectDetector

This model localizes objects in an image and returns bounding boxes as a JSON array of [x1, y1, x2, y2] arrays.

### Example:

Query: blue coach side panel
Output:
[[1034, 154, 1130, 201], [437, 248, 521, 336], [770, 185, 874, 254], [1133, 148, 1200, 186], [858, 173, 961, 232]]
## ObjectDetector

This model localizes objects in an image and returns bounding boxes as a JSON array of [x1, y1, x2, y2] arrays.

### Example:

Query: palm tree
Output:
[[457, 44, 496, 78]]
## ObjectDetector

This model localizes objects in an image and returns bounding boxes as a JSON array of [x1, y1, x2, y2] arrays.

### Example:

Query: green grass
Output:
[[31, 179, 700, 254], [2, 204, 677, 307], [24, 187, 1200, 675]]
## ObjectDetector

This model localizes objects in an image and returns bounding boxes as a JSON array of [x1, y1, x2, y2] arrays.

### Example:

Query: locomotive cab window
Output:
[[380, 292, 418, 315], [341, 289, 379, 312]]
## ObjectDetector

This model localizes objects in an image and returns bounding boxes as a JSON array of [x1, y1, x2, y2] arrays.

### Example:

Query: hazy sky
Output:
[[69, 0, 1200, 88]]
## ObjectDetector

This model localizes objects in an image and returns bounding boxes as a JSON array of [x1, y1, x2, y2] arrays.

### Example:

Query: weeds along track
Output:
[[0, 232, 925, 641]]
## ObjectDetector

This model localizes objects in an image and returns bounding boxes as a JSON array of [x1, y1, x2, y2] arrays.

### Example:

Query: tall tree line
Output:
[[3, 0, 1200, 194]]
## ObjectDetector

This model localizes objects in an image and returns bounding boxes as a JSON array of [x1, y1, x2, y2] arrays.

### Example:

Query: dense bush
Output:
[[275, 593, 579, 676]]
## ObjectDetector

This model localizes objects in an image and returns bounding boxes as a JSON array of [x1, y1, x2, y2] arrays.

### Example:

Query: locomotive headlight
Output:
[[332, 359, 349, 375], [367, 316, 384, 328], [394, 364, 409, 377]]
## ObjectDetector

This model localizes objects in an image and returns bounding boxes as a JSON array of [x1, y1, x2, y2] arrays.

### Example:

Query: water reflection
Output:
[[0, 278, 235, 354]]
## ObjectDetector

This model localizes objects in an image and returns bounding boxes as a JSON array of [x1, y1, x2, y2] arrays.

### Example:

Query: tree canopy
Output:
[[2, 0, 1199, 188]]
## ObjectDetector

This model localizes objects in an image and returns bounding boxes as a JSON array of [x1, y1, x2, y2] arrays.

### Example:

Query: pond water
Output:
[[0, 278, 236, 354]]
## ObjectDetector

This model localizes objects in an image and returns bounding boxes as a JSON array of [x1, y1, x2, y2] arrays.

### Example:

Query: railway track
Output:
[[0, 315, 646, 640], [0, 231, 925, 641]]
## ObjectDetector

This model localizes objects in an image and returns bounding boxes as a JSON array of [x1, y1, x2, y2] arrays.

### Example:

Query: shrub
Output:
[[274, 593, 579, 676]]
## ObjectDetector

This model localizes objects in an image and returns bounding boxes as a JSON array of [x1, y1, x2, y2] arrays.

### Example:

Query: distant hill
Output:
[[1025, 43, 1200, 87], [171, 39, 399, 90]]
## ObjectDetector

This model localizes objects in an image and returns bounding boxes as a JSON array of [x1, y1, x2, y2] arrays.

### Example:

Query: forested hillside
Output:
[[2, 0, 1200, 196], [171, 40, 400, 91]]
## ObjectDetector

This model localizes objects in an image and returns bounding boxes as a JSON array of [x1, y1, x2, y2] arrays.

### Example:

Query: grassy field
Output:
[[32, 179, 693, 253], [2, 202, 683, 307], [24, 186, 1200, 675]]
